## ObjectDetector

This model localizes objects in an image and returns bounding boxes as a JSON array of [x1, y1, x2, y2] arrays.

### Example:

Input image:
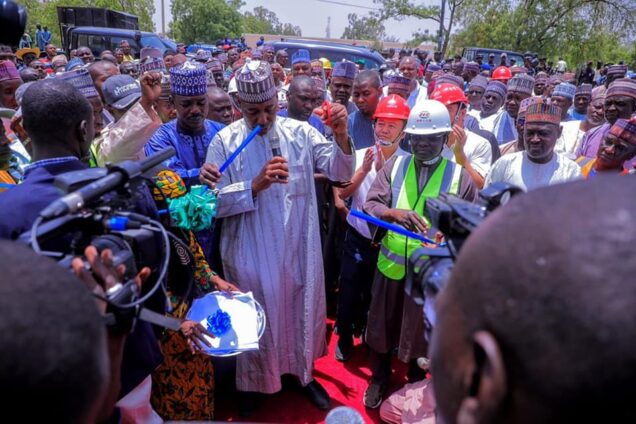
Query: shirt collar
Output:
[[24, 156, 79, 174]]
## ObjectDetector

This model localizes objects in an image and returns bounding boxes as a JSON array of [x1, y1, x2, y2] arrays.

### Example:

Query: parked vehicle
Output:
[[265, 39, 385, 69], [57, 7, 170, 58], [462, 47, 525, 67]]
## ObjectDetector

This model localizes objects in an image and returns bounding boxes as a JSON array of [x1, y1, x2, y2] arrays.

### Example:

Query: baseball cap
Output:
[[102, 75, 141, 110]]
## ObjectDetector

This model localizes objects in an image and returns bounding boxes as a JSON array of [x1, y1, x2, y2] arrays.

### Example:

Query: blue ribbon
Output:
[[349, 209, 439, 245], [219, 125, 263, 173]]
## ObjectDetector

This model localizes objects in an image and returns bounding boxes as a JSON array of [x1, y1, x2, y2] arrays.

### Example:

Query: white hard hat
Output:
[[404, 99, 452, 135]]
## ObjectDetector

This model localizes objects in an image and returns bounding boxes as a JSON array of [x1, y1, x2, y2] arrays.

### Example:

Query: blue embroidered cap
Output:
[[58, 68, 100, 99], [332, 60, 358, 80], [291, 49, 311, 65], [553, 82, 577, 100], [65, 57, 84, 72], [170, 61, 208, 97]]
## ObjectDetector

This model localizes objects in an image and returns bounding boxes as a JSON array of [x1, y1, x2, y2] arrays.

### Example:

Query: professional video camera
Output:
[[0, 0, 27, 46], [20, 148, 185, 332], [405, 182, 523, 340]]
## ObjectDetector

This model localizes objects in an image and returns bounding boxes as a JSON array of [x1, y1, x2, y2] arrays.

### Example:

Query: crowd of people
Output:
[[1, 28, 636, 424]]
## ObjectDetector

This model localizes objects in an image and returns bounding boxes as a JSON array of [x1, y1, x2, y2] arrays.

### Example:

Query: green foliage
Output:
[[341, 12, 386, 41], [450, 0, 636, 66], [16, 0, 155, 47], [170, 0, 242, 44], [241, 6, 301, 36]]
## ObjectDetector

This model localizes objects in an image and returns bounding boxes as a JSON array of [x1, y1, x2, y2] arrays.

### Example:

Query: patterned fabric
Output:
[[205, 59, 223, 72], [235, 60, 277, 104], [526, 103, 562, 125], [160, 74, 171, 99], [332, 60, 358, 80], [140, 57, 166, 74], [608, 118, 636, 145], [469, 75, 488, 90], [607, 64, 628, 77], [386, 73, 412, 90], [59, 68, 100, 99], [607, 78, 636, 100], [508, 74, 535, 95], [553, 83, 576, 100], [436, 73, 463, 88], [291, 49, 311, 65], [576, 83, 593, 98], [464, 62, 480, 74], [592, 85, 606, 101], [0, 60, 20, 82], [170, 61, 207, 97], [485, 80, 507, 98]]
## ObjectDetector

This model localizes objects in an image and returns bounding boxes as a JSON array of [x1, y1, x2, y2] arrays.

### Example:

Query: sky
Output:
[[152, 0, 439, 43]]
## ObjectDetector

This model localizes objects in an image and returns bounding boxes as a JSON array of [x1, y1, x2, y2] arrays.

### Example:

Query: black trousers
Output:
[[336, 224, 379, 340]]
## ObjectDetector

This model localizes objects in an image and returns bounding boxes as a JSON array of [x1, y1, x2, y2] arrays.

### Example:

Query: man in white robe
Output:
[[203, 60, 354, 412], [485, 102, 581, 191]]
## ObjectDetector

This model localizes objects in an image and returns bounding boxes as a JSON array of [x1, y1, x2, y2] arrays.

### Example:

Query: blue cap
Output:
[[169, 61, 207, 97], [292, 49, 311, 65], [332, 60, 358, 80], [103, 75, 141, 109]]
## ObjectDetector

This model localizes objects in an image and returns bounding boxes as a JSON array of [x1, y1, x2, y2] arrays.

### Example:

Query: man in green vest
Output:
[[362, 99, 479, 409]]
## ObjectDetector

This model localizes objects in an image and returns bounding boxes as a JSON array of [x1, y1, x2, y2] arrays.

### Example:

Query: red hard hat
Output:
[[374, 94, 411, 120], [431, 83, 468, 105], [492, 66, 512, 81]]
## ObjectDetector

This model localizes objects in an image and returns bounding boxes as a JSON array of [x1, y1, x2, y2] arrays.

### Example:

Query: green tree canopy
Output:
[[341, 12, 386, 41], [170, 0, 242, 44]]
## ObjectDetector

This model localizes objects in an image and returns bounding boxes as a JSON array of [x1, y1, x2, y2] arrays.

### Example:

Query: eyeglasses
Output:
[[468, 90, 483, 95]]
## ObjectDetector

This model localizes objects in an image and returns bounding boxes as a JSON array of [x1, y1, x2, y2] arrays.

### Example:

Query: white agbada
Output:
[[441, 130, 493, 177], [206, 117, 354, 393], [485, 151, 582, 191], [555, 120, 585, 160]]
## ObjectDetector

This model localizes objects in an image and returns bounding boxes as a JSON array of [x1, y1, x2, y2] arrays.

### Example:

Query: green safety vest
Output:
[[377, 155, 462, 280]]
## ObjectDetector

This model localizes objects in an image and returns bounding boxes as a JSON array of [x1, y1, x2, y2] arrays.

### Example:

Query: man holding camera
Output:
[[362, 99, 478, 409]]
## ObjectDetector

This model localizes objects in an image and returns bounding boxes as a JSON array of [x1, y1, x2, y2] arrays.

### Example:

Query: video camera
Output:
[[404, 183, 523, 340], [20, 148, 184, 333]]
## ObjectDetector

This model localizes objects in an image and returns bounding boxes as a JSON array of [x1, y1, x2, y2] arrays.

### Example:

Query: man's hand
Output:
[[180, 320, 214, 355], [199, 163, 221, 189], [384, 208, 428, 234], [140, 71, 162, 108], [314, 102, 352, 153], [361, 147, 374, 173], [251, 157, 289, 196], [71, 246, 151, 314], [212, 274, 241, 296], [374, 144, 385, 172], [449, 124, 468, 167]]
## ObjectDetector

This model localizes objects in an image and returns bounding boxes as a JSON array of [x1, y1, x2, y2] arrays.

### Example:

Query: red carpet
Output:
[[215, 320, 408, 423]]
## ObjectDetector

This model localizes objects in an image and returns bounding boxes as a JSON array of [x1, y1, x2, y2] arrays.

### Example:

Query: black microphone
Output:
[[39, 147, 176, 219], [270, 133, 282, 158]]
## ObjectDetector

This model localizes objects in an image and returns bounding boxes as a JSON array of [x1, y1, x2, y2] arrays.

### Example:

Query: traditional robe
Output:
[[485, 151, 582, 191], [205, 117, 354, 393]]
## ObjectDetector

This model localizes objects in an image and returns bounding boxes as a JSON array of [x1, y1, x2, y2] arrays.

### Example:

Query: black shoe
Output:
[[238, 391, 259, 417], [303, 380, 331, 410], [335, 336, 353, 362]]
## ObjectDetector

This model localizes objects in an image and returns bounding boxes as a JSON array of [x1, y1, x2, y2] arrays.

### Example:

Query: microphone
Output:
[[39, 147, 176, 219], [270, 132, 282, 158], [325, 406, 365, 424]]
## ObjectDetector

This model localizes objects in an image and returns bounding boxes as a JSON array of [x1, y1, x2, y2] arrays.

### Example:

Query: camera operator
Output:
[[362, 99, 478, 409], [0, 78, 164, 422], [430, 175, 636, 423], [0, 240, 149, 423]]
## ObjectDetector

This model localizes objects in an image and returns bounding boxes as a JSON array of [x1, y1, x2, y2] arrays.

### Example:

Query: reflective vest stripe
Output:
[[377, 157, 462, 280]]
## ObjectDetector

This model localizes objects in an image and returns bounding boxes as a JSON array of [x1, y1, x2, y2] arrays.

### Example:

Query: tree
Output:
[[341, 12, 386, 41], [241, 6, 301, 36], [450, 0, 636, 67], [170, 0, 242, 44], [374, 0, 466, 55]]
